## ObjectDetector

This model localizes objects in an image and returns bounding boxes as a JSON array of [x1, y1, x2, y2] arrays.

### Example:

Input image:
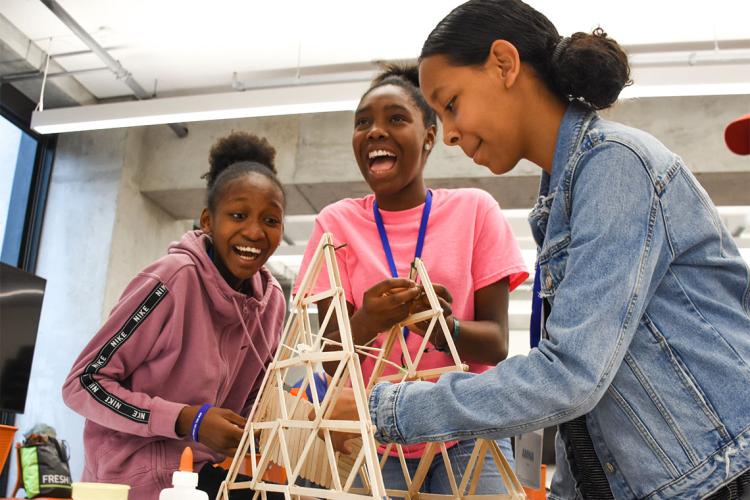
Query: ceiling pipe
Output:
[[2, 67, 109, 83], [231, 69, 377, 92], [38, 0, 188, 138]]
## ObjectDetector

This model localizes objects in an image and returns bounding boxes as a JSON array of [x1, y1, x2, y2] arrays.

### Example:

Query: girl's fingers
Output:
[[409, 322, 426, 335], [432, 284, 453, 303], [384, 287, 422, 306], [223, 410, 247, 428], [370, 278, 417, 296], [437, 297, 453, 317]]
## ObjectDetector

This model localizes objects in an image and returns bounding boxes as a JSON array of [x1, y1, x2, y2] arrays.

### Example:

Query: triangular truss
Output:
[[219, 232, 526, 499]]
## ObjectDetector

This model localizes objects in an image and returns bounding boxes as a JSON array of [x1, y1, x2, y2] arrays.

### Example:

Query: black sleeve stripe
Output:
[[79, 373, 150, 423], [79, 282, 168, 424]]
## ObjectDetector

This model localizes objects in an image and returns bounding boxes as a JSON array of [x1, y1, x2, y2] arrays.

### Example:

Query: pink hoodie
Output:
[[62, 231, 285, 499]]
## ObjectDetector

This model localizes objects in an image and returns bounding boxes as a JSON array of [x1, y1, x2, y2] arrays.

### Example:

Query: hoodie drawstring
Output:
[[232, 297, 269, 375]]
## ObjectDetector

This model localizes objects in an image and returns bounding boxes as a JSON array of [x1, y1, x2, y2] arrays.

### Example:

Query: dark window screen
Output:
[[0, 262, 46, 413]]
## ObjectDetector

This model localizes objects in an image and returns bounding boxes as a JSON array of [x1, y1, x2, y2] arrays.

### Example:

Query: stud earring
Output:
[[424, 143, 432, 151]]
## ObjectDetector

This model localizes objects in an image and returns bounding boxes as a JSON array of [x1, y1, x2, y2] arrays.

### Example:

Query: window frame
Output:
[[0, 83, 56, 273]]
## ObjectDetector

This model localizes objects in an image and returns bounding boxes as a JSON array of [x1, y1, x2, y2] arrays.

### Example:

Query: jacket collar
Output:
[[530, 103, 596, 247], [544, 102, 595, 198]]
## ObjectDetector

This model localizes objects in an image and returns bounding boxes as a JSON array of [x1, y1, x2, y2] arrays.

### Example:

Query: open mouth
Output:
[[367, 149, 397, 175], [232, 244, 262, 262]]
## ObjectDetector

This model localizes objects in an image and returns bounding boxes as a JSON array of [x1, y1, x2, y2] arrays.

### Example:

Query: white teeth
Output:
[[368, 149, 396, 159], [235, 245, 261, 254]]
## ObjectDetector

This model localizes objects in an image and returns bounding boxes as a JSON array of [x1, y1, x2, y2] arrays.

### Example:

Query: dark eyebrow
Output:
[[268, 199, 284, 211]]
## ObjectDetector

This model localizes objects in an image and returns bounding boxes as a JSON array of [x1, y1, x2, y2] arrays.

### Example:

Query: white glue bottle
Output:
[[159, 446, 209, 500]]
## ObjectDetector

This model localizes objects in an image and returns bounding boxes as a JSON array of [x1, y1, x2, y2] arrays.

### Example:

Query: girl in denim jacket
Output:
[[331, 1, 750, 498]]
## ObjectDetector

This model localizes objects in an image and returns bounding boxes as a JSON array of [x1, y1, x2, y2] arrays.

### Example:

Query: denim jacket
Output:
[[369, 103, 750, 499]]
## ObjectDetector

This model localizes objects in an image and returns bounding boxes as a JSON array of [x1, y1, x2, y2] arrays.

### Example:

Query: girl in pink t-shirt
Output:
[[294, 65, 528, 495]]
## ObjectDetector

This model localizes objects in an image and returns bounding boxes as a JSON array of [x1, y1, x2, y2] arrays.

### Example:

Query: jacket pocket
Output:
[[538, 235, 571, 299], [633, 315, 730, 468], [93, 432, 150, 480], [150, 439, 171, 491]]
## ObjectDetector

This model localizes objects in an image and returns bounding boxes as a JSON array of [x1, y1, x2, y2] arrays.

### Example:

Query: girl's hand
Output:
[[350, 278, 421, 342], [310, 388, 360, 454], [407, 283, 453, 336], [177, 406, 247, 457]]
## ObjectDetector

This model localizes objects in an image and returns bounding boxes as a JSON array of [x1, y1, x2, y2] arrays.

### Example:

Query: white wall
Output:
[[102, 126, 193, 314], [9, 128, 126, 490]]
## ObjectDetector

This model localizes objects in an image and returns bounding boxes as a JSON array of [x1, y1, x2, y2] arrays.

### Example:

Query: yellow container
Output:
[[72, 482, 130, 500]]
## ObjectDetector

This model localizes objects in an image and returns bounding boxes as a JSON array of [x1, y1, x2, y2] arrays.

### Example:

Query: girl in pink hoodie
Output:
[[63, 133, 287, 499]]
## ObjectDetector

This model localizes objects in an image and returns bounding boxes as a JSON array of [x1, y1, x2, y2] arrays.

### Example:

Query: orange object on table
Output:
[[523, 463, 547, 500], [0, 424, 16, 474], [216, 454, 286, 484], [215, 388, 305, 485]]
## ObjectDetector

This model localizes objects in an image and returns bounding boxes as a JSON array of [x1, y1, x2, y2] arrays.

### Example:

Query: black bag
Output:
[[17, 434, 72, 498]]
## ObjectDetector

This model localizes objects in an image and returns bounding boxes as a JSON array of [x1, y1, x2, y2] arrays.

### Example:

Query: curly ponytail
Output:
[[550, 28, 631, 110]]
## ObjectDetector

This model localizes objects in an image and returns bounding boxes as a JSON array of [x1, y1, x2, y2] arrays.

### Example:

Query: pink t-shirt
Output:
[[293, 188, 528, 457]]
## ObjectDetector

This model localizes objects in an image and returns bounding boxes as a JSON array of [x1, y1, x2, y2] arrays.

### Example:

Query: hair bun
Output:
[[551, 28, 631, 110], [204, 132, 277, 187]]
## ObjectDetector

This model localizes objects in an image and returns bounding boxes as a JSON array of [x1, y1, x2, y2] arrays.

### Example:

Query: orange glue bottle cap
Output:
[[179, 446, 194, 472]]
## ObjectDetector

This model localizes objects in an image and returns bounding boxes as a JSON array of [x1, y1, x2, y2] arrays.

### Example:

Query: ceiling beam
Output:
[[0, 13, 95, 108], [38, 0, 188, 138]]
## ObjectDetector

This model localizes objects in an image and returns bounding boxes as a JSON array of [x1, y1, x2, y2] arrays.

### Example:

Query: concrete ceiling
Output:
[[1, 0, 749, 109]]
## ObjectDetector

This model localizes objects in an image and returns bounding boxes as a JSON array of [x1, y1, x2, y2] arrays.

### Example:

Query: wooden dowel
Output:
[[440, 442, 461, 496], [377, 364, 468, 383], [301, 287, 338, 306]]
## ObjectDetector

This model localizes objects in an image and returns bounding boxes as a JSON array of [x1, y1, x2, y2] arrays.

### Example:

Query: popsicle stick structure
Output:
[[219, 232, 526, 499]]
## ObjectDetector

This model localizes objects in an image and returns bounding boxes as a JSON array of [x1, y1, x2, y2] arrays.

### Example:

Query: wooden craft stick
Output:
[[408, 441, 438, 497], [292, 234, 329, 306], [468, 440, 488, 496], [458, 437, 483, 494], [487, 438, 525, 496], [342, 446, 367, 492], [396, 326, 414, 374], [399, 308, 438, 328], [396, 444, 413, 491], [410, 315, 438, 368], [377, 364, 468, 383], [225, 239, 524, 500], [366, 326, 400, 391], [301, 287, 337, 306]]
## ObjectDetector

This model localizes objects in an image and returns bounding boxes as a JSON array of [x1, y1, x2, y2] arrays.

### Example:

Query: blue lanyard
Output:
[[373, 190, 433, 341], [530, 263, 542, 348]]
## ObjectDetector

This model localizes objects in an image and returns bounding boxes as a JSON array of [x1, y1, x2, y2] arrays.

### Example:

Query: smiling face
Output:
[[200, 172, 284, 284], [419, 53, 526, 175], [352, 84, 435, 198]]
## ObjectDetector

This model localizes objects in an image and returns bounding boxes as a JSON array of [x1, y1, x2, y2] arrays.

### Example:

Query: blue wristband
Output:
[[191, 403, 212, 442]]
